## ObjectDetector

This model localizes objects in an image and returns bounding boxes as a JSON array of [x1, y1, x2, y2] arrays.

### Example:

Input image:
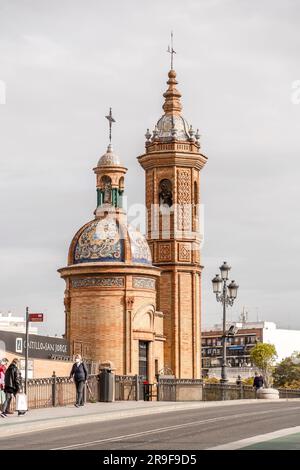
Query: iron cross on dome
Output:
[[105, 107, 116, 143], [167, 31, 176, 70]]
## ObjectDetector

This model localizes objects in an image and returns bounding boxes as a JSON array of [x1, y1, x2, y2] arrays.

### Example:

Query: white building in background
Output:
[[205, 320, 300, 362], [260, 322, 300, 362], [0, 312, 38, 335]]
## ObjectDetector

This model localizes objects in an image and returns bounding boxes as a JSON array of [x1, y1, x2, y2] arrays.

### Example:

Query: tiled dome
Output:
[[97, 144, 121, 167], [155, 114, 190, 141], [71, 217, 152, 265]]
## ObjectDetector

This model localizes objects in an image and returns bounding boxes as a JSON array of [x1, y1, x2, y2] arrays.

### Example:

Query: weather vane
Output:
[[167, 31, 176, 70], [105, 107, 115, 143]]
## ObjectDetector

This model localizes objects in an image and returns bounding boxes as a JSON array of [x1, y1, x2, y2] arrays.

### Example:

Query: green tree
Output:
[[250, 343, 277, 388], [273, 352, 300, 388]]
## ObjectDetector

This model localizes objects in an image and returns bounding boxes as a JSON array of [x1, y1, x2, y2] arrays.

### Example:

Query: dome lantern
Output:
[[93, 108, 127, 211]]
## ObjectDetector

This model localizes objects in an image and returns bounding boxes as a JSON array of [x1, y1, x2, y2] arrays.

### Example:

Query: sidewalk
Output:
[[0, 398, 298, 438]]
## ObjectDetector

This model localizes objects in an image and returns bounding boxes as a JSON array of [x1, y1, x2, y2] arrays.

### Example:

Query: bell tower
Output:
[[138, 68, 207, 378]]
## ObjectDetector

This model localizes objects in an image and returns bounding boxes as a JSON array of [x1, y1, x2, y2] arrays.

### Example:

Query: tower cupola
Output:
[[93, 109, 127, 210]]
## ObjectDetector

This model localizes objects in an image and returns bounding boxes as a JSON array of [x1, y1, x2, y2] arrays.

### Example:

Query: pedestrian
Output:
[[1, 358, 21, 417], [69, 354, 88, 407], [0, 358, 9, 410], [253, 371, 264, 393], [236, 375, 242, 386]]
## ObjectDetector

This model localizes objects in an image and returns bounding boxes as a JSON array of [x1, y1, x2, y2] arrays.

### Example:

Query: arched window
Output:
[[119, 176, 124, 192], [159, 179, 173, 207], [101, 175, 112, 203]]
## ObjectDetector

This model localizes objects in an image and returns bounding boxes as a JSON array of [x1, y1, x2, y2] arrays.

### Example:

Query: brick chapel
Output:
[[58, 66, 207, 381]]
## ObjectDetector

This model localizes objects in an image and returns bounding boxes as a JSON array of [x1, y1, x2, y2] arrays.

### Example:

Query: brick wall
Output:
[[4, 351, 73, 378]]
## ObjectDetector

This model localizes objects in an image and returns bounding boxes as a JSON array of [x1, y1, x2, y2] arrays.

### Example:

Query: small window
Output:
[[194, 181, 198, 205]]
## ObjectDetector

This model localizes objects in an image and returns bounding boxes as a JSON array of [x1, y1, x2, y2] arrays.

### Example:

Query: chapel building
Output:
[[58, 66, 207, 381]]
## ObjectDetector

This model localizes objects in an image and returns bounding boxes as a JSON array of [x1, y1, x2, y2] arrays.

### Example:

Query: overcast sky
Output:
[[0, 0, 300, 336]]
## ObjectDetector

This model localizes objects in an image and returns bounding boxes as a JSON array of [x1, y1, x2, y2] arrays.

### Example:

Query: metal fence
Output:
[[278, 388, 300, 399], [115, 375, 139, 401], [114, 375, 155, 401], [157, 381, 300, 402], [202, 383, 256, 401], [157, 378, 203, 401], [7, 373, 99, 411], [156, 380, 267, 401]]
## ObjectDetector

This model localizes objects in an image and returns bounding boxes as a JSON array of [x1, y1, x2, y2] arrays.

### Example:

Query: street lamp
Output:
[[212, 261, 239, 383]]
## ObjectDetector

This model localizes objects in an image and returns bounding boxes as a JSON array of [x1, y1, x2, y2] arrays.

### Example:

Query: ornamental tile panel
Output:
[[72, 277, 124, 288], [178, 243, 192, 262], [133, 277, 156, 290], [158, 243, 171, 261]]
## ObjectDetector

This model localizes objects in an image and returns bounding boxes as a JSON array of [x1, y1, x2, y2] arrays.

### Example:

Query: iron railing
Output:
[[278, 388, 300, 399], [202, 383, 256, 401], [115, 375, 156, 401], [8, 373, 99, 411], [157, 378, 203, 401], [115, 375, 139, 401]]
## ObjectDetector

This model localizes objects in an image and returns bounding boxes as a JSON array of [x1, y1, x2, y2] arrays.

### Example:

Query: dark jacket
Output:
[[70, 362, 88, 382], [253, 375, 264, 389], [4, 363, 21, 395]]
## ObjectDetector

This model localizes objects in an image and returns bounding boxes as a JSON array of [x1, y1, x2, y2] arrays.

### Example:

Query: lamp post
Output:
[[212, 262, 239, 383]]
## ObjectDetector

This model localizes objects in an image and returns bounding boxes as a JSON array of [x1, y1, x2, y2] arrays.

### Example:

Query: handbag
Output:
[[15, 392, 28, 411], [0, 389, 5, 405]]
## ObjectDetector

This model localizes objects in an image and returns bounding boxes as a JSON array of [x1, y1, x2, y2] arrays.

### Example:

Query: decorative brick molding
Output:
[[177, 169, 191, 204], [158, 243, 171, 261], [148, 242, 154, 261], [126, 296, 135, 310], [178, 243, 192, 262], [193, 242, 200, 263], [154, 311, 164, 318], [177, 168, 191, 231], [133, 277, 156, 290], [71, 277, 124, 288]]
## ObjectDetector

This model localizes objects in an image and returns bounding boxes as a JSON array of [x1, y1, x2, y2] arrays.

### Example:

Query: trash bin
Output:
[[99, 368, 115, 402]]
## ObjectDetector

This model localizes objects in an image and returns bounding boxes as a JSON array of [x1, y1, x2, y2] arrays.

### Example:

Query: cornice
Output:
[[58, 263, 161, 278], [138, 151, 207, 171]]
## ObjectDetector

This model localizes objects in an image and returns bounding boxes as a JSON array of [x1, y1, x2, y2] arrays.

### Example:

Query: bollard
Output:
[[52, 371, 57, 407], [135, 374, 139, 401]]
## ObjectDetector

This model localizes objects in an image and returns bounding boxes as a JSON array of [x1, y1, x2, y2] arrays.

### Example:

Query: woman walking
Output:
[[0, 358, 9, 410], [1, 358, 21, 417]]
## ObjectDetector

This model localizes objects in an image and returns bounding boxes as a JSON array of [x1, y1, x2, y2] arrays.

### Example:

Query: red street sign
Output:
[[29, 313, 44, 322]]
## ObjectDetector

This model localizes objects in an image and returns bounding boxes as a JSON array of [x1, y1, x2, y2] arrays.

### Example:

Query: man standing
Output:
[[253, 371, 264, 394], [69, 354, 88, 407], [1, 358, 20, 417]]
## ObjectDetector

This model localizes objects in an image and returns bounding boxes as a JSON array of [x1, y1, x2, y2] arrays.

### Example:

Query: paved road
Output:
[[1, 402, 300, 450]]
